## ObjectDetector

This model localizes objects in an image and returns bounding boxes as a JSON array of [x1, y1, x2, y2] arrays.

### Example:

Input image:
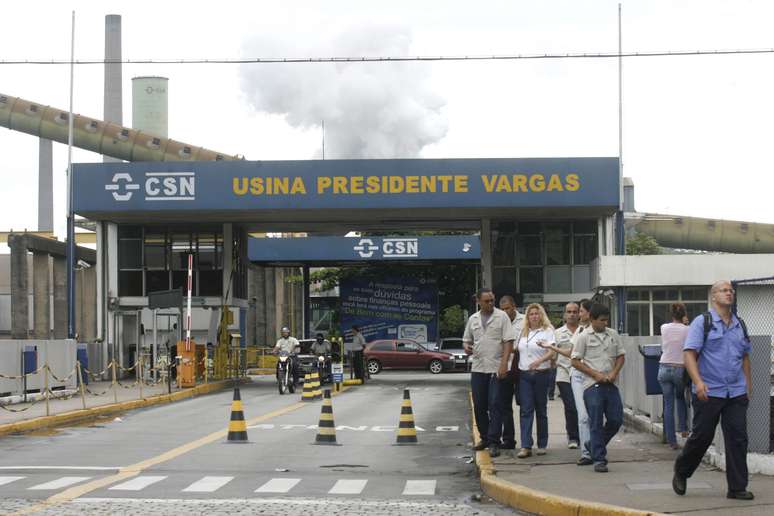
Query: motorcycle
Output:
[[276, 351, 296, 395], [316, 354, 331, 384]]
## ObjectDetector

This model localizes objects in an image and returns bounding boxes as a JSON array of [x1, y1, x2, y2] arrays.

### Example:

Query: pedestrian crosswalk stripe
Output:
[[28, 476, 92, 490], [255, 478, 301, 493], [182, 476, 234, 493], [328, 479, 368, 494], [109, 476, 168, 491], [0, 476, 25, 487], [402, 480, 436, 495]]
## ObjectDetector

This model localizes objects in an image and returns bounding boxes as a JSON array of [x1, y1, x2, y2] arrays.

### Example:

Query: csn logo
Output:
[[105, 172, 195, 202], [353, 238, 418, 259]]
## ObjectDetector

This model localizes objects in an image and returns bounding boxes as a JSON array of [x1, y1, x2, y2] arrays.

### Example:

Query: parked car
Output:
[[433, 338, 469, 370], [294, 339, 318, 378], [364, 339, 455, 375]]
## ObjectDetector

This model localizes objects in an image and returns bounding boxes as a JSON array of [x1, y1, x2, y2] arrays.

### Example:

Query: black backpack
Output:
[[701, 311, 750, 343]]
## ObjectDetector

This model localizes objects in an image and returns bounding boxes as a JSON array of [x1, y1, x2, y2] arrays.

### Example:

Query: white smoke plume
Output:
[[239, 23, 448, 159]]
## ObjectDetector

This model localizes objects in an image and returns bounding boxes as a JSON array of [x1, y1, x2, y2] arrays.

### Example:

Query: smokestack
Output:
[[38, 139, 53, 231], [103, 14, 122, 163], [132, 76, 169, 137]]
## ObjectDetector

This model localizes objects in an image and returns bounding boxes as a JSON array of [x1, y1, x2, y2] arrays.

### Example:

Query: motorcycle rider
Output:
[[273, 327, 300, 385]]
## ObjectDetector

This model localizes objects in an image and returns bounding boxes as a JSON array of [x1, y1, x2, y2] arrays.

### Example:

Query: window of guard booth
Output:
[[544, 223, 570, 266], [626, 286, 709, 335], [493, 267, 517, 300], [626, 303, 649, 336], [118, 225, 142, 296]]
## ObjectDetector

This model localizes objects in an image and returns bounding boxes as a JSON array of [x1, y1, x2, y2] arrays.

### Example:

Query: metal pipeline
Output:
[[625, 212, 774, 254], [0, 93, 239, 162]]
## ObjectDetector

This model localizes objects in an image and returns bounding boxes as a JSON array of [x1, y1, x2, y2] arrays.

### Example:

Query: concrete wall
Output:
[[594, 254, 774, 287]]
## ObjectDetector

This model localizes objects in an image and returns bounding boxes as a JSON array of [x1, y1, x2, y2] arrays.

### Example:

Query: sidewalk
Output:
[[479, 394, 774, 515]]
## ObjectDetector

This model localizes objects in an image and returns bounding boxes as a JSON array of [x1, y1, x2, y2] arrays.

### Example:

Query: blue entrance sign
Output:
[[248, 235, 480, 263], [72, 157, 619, 218]]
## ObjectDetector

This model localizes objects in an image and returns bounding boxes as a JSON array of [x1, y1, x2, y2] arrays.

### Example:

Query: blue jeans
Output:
[[657, 364, 687, 445], [471, 372, 503, 445], [498, 377, 516, 448], [571, 370, 591, 459], [518, 370, 549, 449], [583, 383, 623, 465]]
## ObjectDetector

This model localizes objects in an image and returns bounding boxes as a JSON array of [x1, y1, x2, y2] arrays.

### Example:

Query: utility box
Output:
[[76, 343, 89, 385], [178, 339, 197, 388]]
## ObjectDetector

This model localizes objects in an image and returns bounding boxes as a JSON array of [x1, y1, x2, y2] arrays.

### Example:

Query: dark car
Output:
[[433, 338, 469, 370], [364, 339, 455, 375], [294, 339, 318, 377]]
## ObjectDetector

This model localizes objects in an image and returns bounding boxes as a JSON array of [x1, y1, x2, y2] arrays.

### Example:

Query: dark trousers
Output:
[[519, 370, 549, 449], [557, 381, 579, 443], [498, 377, 516, 448], [583, 383, 623, 464], [471, 372, 503, 445], [675, 395, 749, 492], [548, 368, 557, 398]]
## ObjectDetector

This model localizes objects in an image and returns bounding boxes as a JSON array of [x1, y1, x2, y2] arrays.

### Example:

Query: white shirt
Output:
[[517, 327, 555, 371], [554, 324, 577, 382], [507, 312, 525, 369], [462, 308, 518, 374], [274, 336, 299, 354]]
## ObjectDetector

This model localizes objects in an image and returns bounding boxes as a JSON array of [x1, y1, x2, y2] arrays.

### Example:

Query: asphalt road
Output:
[[0, 371, 519, 515]]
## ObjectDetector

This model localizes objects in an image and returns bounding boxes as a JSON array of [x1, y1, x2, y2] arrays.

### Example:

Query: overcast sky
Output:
[[1, 0, 773, 241]]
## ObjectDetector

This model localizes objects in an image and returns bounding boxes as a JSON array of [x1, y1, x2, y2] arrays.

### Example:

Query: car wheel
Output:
[[367, 359, 381, 375], [429, 359, 444, 374]]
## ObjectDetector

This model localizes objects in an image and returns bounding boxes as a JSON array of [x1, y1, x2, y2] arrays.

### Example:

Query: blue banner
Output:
[[340, 276, 438, 348], [73, 157, 619, 217], [248, 235, 479, 263]]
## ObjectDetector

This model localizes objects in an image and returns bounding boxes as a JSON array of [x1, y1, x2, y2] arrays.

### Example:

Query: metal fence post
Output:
[[44, 362, 50, 417], [138, 359, 143, 400], [76, 360, 86, 410], [111, 359, 118, 404]]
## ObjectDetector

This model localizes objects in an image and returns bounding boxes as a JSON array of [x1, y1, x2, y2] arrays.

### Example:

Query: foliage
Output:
[[626, 232, 661, 255], [440, 305, 467, 338]]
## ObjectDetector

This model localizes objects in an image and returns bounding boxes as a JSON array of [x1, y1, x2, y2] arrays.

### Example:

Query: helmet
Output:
[[281, 327, 290, 334]]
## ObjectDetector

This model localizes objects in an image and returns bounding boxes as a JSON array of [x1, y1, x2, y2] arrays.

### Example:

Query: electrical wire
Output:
[[1, 48, 773, 65]]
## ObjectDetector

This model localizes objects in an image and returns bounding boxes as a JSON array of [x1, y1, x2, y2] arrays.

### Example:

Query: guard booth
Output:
[[72, 157, 623, 368]]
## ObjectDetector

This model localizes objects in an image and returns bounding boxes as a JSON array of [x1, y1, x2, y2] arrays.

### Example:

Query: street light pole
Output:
[[66, 10, 76, 339]]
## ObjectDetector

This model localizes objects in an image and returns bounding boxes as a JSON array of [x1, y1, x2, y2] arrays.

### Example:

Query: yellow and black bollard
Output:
[[301, 373, 315, 402], [311, 372, 322, 401], [395, 388, 418, 445], [226, 387, 249, 443], [314, 389, 339, 445]]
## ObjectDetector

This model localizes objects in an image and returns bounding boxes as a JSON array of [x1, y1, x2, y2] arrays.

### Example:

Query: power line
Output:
[[1, 47, 773, 65]]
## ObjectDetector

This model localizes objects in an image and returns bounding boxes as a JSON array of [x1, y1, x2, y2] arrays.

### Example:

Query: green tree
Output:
[[626, 232, 661, 255], [440, 305, 467, 338]]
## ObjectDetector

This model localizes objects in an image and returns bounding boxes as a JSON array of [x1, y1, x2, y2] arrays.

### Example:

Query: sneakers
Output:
[[516, 448, 532, 458], [568, 441, 579, 449], [594, 462, 609, 473], [473, 441, 489, 451], [536, 448, 547, 456], [488, 444, 501, 458], [672, 473, 686, 496], [726, 490, 754, 500], [576, 457, 594, 466]]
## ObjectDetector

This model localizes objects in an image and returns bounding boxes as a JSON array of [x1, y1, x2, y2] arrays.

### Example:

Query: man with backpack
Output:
[[673, 280, 754, 500]]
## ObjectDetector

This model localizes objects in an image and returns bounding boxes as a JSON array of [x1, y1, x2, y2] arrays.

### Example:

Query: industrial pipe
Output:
[[625, 212, 774, 254], [0, 93, 239, 162]]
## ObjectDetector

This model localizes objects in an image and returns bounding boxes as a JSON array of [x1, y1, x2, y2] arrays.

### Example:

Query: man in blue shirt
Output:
[[673, 281, 753, 500]]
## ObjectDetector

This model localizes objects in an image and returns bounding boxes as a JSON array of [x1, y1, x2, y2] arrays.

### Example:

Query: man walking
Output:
[[498, 295, 524, 455], [571, 304, 625, 473], [673, 281, 754, 500], [463, 288, 517, 458], [543, 303, 580, 449]]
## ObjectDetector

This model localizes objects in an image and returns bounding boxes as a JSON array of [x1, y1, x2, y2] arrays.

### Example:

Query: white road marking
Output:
[[328, 479, 368, 494], [255, 478, 301, 493], [403, 479, 436, 495], [0, 466, 120, 471], [28, 476, 92, 490], [109, 475, 168, 491], [0, 476, 25, 486], [182, 476, 234, 493], [76, 497, 472, 510]]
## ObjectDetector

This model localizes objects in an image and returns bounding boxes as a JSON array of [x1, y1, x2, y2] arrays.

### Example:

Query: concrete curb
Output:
[[0, 380, 232, 438], [470, 394, 664, 516]]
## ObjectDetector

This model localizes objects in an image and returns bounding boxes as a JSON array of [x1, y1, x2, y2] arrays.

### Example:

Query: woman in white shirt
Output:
[[658, 303, 690, 449], [516, 303, 556, 458]]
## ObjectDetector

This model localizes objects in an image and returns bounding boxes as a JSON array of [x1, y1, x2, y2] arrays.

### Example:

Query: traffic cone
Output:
[[226, 387, 249, 443], [301, 373, 315, 402], [311, 372, 322, 401], [314, 389, 339, 445], [395, 388, 418, 445]]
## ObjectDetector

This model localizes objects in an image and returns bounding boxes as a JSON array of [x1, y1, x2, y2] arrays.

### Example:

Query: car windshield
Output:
[[441, 340, 462, 350]]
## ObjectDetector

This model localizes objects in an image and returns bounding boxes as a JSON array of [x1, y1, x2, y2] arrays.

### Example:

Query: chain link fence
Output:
[[732, 275, 774, 453]]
